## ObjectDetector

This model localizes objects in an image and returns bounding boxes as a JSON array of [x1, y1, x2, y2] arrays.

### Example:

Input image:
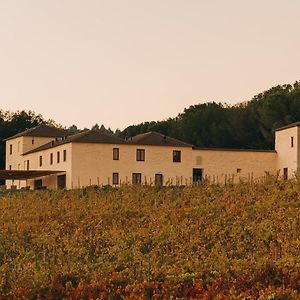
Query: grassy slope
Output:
[[0, 182, 300, 299]]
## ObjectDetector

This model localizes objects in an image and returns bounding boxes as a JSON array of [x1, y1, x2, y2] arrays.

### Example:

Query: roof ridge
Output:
[[4, 124, 68, 141]]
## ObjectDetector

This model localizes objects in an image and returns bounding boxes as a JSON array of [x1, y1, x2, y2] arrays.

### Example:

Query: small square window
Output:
[[136, 149, 145, 161], [113, 148, 119, 160], [237, 168, 241, 173], [112, 172, 119, 185], [173, 150, 181, 162]]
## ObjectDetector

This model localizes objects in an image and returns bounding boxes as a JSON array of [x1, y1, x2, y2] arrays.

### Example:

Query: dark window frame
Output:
[[173, 150, 181, 162], [112, 172, 119, 185], [132, 173, 142, 184], [113, 148, 119, 160], [63, 150, 67, 162], [136, 149, 145, 161]]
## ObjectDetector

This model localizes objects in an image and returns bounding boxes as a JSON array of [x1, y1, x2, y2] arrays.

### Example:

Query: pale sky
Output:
[[0, 0, 299, 130]]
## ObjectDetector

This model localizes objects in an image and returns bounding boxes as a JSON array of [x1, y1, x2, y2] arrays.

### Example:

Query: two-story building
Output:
[[1, 121, 298, 189]]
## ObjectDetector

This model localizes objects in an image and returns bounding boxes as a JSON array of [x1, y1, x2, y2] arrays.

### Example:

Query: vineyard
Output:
[[0, 181, 300, 299]]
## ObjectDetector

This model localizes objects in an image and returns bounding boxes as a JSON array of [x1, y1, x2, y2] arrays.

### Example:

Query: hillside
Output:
[[0, 181, 299, 299]]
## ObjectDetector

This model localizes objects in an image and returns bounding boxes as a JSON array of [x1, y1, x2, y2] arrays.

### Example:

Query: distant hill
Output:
[[1, 81, 300, 173]]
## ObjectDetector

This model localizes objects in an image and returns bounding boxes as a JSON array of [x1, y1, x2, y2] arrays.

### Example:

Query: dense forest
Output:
[[1, 81, 300, 171]]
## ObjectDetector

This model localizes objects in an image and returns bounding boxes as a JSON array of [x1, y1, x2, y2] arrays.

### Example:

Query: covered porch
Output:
[[0, 170, 66, 190]]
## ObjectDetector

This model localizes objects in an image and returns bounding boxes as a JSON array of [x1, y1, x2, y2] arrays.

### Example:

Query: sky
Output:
[[0, 0, 300, 130]]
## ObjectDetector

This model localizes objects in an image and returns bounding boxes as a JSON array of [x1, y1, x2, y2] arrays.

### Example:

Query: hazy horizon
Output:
[[1, 0, 300, 130]]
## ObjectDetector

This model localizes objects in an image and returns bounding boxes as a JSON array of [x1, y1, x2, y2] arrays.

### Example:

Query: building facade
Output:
[[2, 122, 299, 190]]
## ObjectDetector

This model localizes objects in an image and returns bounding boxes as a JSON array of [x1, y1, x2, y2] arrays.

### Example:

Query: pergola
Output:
[[0, 170, 65, 180]]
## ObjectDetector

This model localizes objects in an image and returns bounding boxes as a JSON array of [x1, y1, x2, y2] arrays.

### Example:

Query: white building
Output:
[[1, 121, 298, 190]]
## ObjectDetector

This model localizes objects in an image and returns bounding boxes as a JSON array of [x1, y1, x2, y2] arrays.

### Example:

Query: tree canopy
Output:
[[120, 82, 300, 149]]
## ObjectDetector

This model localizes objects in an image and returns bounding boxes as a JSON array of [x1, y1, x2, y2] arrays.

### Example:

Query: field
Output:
[[0, 180, 300, 299]]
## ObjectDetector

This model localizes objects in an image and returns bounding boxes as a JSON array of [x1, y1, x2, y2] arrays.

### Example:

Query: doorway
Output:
[[34, 179, 43, 190], [155, 174, 163, 186], [193, 168, 203, 183], [57, 175, 66, 189]]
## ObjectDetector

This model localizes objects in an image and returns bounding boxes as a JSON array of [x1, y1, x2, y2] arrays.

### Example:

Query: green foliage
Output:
[[0, 110, 58, 172], [0, 182, 299, 298], [120, 81, 300, 150]]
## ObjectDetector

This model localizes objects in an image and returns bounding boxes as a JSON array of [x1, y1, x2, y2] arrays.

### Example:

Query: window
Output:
[[237, 168, 241, 173], [132, 173, 142, 184], [57, 151, 60, 163], [9, 144, 12, 155], [291, 136, 294, 148], [39, 156, 43, 167], [50, 153, 53, 165], [63, 150, 67, 162], [32, 139, 34, 145], [113, 148, 119, 160], [9, 165, 12, 170], [18, 141, 20, 152], [283, 168, 288, 180], [173, 150, 181, 162], [26, 160, 30, 170], [112, 172, 119, 185], [136, 149, 145, 161]]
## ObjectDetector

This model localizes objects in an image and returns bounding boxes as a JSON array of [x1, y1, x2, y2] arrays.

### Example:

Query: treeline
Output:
[[1, 81, 300, 170], [120, 82, 300, 149]]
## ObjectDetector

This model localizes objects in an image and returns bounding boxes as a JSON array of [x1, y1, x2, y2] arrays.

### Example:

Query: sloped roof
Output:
[[23, 130, 127, 155], [275, 121, 300, 132], [0, 170, 65, 180], [127, 131, 193, 147], [193, 146, 276, 153], [4, 124, 68, 141]]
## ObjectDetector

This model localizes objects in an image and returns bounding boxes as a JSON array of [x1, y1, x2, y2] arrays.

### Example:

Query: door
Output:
[[57, 175, 66, 189], [34, 179, 43, 190], [193, 168, 203, 183], [155, 174, 163, 186]]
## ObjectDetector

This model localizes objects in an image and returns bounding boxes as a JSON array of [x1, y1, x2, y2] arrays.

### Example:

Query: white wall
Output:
[[275, 126, 298, 179], [192, 149, 277, 184]]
